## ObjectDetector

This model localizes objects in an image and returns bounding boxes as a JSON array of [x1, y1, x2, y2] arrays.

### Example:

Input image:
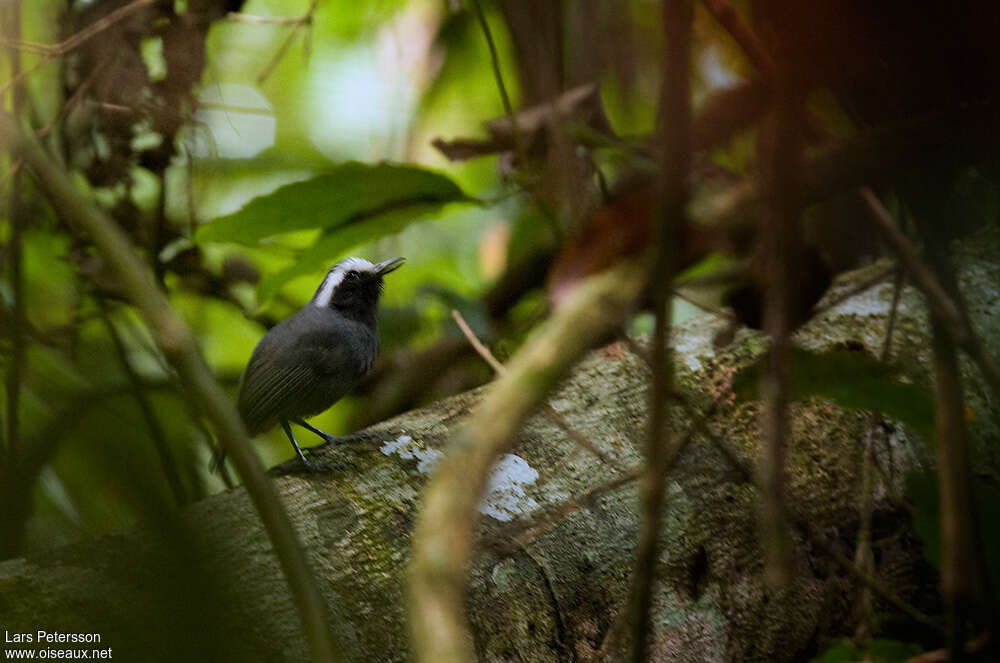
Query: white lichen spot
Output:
[[477, 454, 540, 522], [673, 317, 729, 373], [379, 435, 413, 456], [379, 434, 445, 474], [826, 284, 893, 317]]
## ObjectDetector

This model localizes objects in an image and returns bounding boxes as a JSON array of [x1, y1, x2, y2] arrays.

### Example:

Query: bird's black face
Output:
[[311, 257, 403, 326], [329, 269, 383, 314]]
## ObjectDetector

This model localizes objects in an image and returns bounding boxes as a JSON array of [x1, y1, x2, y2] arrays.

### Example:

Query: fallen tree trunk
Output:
[[2, 229, 998, 662]]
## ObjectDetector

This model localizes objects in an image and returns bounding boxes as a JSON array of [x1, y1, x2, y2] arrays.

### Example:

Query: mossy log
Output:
[[1, 229, 998, 662]]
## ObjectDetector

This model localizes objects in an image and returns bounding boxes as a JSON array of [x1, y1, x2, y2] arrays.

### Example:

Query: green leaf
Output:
[[907, 470, 1000, 594], [732, 346, 934, 437], [257, 202, 452, 300], [810, 638, 923, 663], [195, 161, 472, 245]]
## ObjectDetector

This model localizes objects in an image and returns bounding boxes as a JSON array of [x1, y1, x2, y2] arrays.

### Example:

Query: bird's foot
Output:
[[307, 430, 386, 450], [299, 457, 345, 473], [271, 455, 348, 474]]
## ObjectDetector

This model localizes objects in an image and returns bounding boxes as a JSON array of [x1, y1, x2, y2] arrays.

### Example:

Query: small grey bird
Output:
[[236, 256, 403, 471]]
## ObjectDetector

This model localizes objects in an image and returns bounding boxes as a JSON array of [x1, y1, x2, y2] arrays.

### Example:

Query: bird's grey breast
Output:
[[296, 306, 378, 377]]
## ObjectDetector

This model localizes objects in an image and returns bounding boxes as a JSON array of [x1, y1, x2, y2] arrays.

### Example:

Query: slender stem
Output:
[[923, 250, 978, 662], [451, 308, 624, 469], [98, 300, 189, 506], [255, 0, 317, 85], [467, 0, 526, 166], [699, 0, 775, 79], [695, 409, 943, 632], [854, 268, 902, 641], [409, 258, 649, 663], [628, 1, 692, 660], [859, 188, 1000, 399], [757, 72, 803, 587], [0, 0, 157, 98], [0, 114, 340, 663], [2, 0, 26, 561]]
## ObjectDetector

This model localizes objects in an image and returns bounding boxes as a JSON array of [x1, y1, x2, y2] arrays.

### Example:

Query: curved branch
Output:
[[408, 257, 649, 663], [0, 114, 340, 663]]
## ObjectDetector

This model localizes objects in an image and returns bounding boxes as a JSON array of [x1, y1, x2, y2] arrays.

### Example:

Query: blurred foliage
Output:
[[732, 347, 936, 438], [2, 0, 1000, 657], [906, 470, 1000, 601], [809, 638, 923, 663]]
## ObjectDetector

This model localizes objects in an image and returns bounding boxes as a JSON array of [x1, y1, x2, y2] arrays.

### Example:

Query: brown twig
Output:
[[693, 411, 944, 632], [1, 0, 26, 561], [451, 309, 626, 474], [699, 0, 776, 79], [451, 310, 505, 374], [628, 2, 693, 660], [467, 0, 527, 169], [502, 394, 721, 561], [858, 188, 1000, 400], [900, 631, 991, 663], [672, 287, 736, 320], [918, 231, 982, 660], [0, 0, 157, 98], [854, 266, 903, 641], [98, 300, 188, 507], [0, 114, 340, 663], [226, 11, 311, 25], [409, 258, 649, 663], [811, 264, 898, 317], [253, 0, 318, 85], [503, 468, 641, 553], [757, 76, 804, 587]]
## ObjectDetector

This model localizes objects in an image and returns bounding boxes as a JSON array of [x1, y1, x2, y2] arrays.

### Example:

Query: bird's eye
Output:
[[345, 271, 359, 281]]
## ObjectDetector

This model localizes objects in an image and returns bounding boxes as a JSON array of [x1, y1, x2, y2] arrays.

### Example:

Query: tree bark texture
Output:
[[2, 228, 999, 662]]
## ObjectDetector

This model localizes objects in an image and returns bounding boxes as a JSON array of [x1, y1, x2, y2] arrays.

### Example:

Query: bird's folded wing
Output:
[[237, 356, 318, 436]]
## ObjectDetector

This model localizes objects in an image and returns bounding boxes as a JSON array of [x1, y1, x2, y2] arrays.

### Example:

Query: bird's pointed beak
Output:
[[374, 257, 405, 276]]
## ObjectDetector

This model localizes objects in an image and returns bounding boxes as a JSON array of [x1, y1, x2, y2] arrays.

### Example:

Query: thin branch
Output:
[[98, 300, 188, 507], [757, 70, 805, 587], [811, 264, 897, 317], [450, 310, 505, 374], [1, 0, 26, 561], [500, 396, 721, 559], [227, 11, 311, 26], [690, 406, 943, 632], [409, 257, 650, 663], [699, 0, 776, 79], [915, 224, 982, 661], [451, 309, 624, 470], [466, 0, 527, 168], [629, 1, 693, 660], [901, 631, 991, 663], [854, 267, 903, 641], [672, 287, 736, 320], [253, 0, 318, 85], [800, 516, 943, 631], [0, 0, 157, 98], [0, 114, 340, 663], [502, 468, 641, 553], [858, 188, 1000, 399]]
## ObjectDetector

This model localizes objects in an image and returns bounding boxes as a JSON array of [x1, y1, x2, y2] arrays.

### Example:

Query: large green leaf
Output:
[[256, 202, 452, 300], [732, 346, 934, 437], [906, 469, 1000, 593], [195, 161, 472, 244], [810, 638, 923, 663]]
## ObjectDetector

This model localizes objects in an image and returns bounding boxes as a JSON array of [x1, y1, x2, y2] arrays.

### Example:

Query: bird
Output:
[[235, 256, 404, 471]]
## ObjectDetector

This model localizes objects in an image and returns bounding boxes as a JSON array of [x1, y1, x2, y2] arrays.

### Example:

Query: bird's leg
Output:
[[281, 420, 323, 471], [293, 419, 381, 451]]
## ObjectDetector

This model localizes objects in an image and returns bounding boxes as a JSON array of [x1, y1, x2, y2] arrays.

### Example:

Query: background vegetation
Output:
[[2, 0, 1000, 661]]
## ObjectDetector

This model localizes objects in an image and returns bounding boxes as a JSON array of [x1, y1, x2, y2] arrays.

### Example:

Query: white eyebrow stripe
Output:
[[312, 270, 345, 307], [311, 257, 377, 308]]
